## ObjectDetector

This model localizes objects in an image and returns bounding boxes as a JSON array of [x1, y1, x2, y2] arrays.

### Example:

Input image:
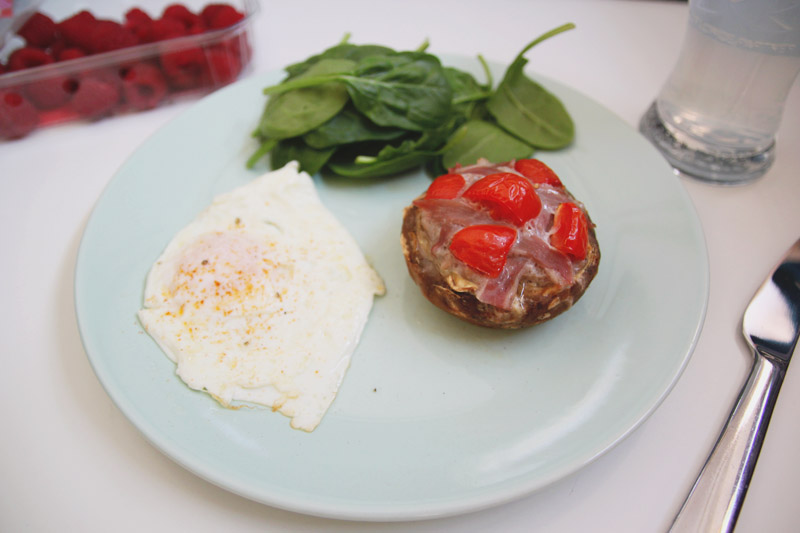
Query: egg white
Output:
[[138, 162, 384, 431]]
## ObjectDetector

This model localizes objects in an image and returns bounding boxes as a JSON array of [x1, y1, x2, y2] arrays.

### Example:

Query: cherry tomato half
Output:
[[462, 173, 542, 226], [550, 202, 589, 260], [449, 224, 517, 278], [426, 173, 466, 200], [514, 159, 563, 188]]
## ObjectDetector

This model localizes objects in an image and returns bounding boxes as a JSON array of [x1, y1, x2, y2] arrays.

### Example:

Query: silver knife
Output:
[[670, 237, 800, 533]]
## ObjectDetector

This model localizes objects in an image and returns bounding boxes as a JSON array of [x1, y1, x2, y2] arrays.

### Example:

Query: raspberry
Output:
[[206, 47, 241, 86], [71, 74, 120, 119], [24, 75, 75, 109], [86, 68, 124, 93], [57, 48, 87, 61], [121, 62, 168, 110], [200, 4, 244, 29], [187, 23, 207, 36], [162, 4, 202, 30], [37, 106, 81, 126], [58, 10, 97, 51], [124, 7, 152, 29], [0, 91, 39, 139], [8, 47, 54, 71], [221, 33, 250, 66], [129, 22, 153, 43], [17, 12, 59, 48], [49, 38, 67, 57], [150, 17, 187, 41], [124, 8, 155, 42], [88, 20, 139, 53], [199, 4, 224, 24], [160, 47, 207, 89]]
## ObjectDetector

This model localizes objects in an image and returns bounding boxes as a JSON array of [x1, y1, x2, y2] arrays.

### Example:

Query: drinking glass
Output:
[[639, 0, 800, 185]]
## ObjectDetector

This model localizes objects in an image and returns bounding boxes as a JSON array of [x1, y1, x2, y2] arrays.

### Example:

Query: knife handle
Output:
[[669, 352, 786, 533]]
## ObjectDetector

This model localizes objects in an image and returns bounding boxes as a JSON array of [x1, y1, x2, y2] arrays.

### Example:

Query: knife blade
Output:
[[670, 237, 800, 533]]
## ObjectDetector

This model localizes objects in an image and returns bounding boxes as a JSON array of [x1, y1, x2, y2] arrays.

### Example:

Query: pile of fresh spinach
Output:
[[247, 23, 576, 178]]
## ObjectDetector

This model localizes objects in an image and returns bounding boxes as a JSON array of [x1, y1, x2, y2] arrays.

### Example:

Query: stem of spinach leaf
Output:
[[246, 138, 278, 168], [452, 92, 491, 105], [478, 55, 492, 89], [450, 54, 494, 105], [515, 22, 575, 59]]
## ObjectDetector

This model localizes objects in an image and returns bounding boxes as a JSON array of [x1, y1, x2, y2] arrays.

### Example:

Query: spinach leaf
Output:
[[271, 137, 336, 175], [285, 41, 396, 79], [263, 52, 453, 132], [302, 105, 407, 149], [327, 125, 449, 178], [257, 58, 355, 140], [344, 52, 453, 131], [327, 150, 432, 178], [444, 57, 492, 115], [487, 23, 575, 150], [440, 119, 534, 169], [444, 68, 486, 121]]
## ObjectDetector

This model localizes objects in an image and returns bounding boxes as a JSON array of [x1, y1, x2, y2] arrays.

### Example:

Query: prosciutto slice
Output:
[[475, 256, 530, 309], [514, 232, 573, 285]]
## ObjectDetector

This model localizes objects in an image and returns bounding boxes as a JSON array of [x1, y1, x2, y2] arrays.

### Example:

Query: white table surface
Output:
[[3, 0, 799, 531]]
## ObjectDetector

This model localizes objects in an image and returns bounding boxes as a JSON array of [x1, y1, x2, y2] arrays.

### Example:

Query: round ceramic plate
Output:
[[75, 56, 708, 521]]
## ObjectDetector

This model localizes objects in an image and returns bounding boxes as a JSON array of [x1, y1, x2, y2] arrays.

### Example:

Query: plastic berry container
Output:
[[0, 0, 257, 140]]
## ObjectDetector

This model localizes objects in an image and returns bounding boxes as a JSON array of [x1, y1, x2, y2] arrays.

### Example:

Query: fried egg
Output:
[[138, 162, 385, 431]]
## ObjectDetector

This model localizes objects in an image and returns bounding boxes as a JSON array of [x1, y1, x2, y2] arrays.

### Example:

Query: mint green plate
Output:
[[75, 57, 708, 521]]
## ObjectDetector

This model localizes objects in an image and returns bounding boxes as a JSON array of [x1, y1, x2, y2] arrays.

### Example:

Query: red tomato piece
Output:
[[426, 173, 466, 200], [550, 202, 589, 260], [449, 225, 517, 278], [514, 158, 563, 187], [462, 173, 542, 226]]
